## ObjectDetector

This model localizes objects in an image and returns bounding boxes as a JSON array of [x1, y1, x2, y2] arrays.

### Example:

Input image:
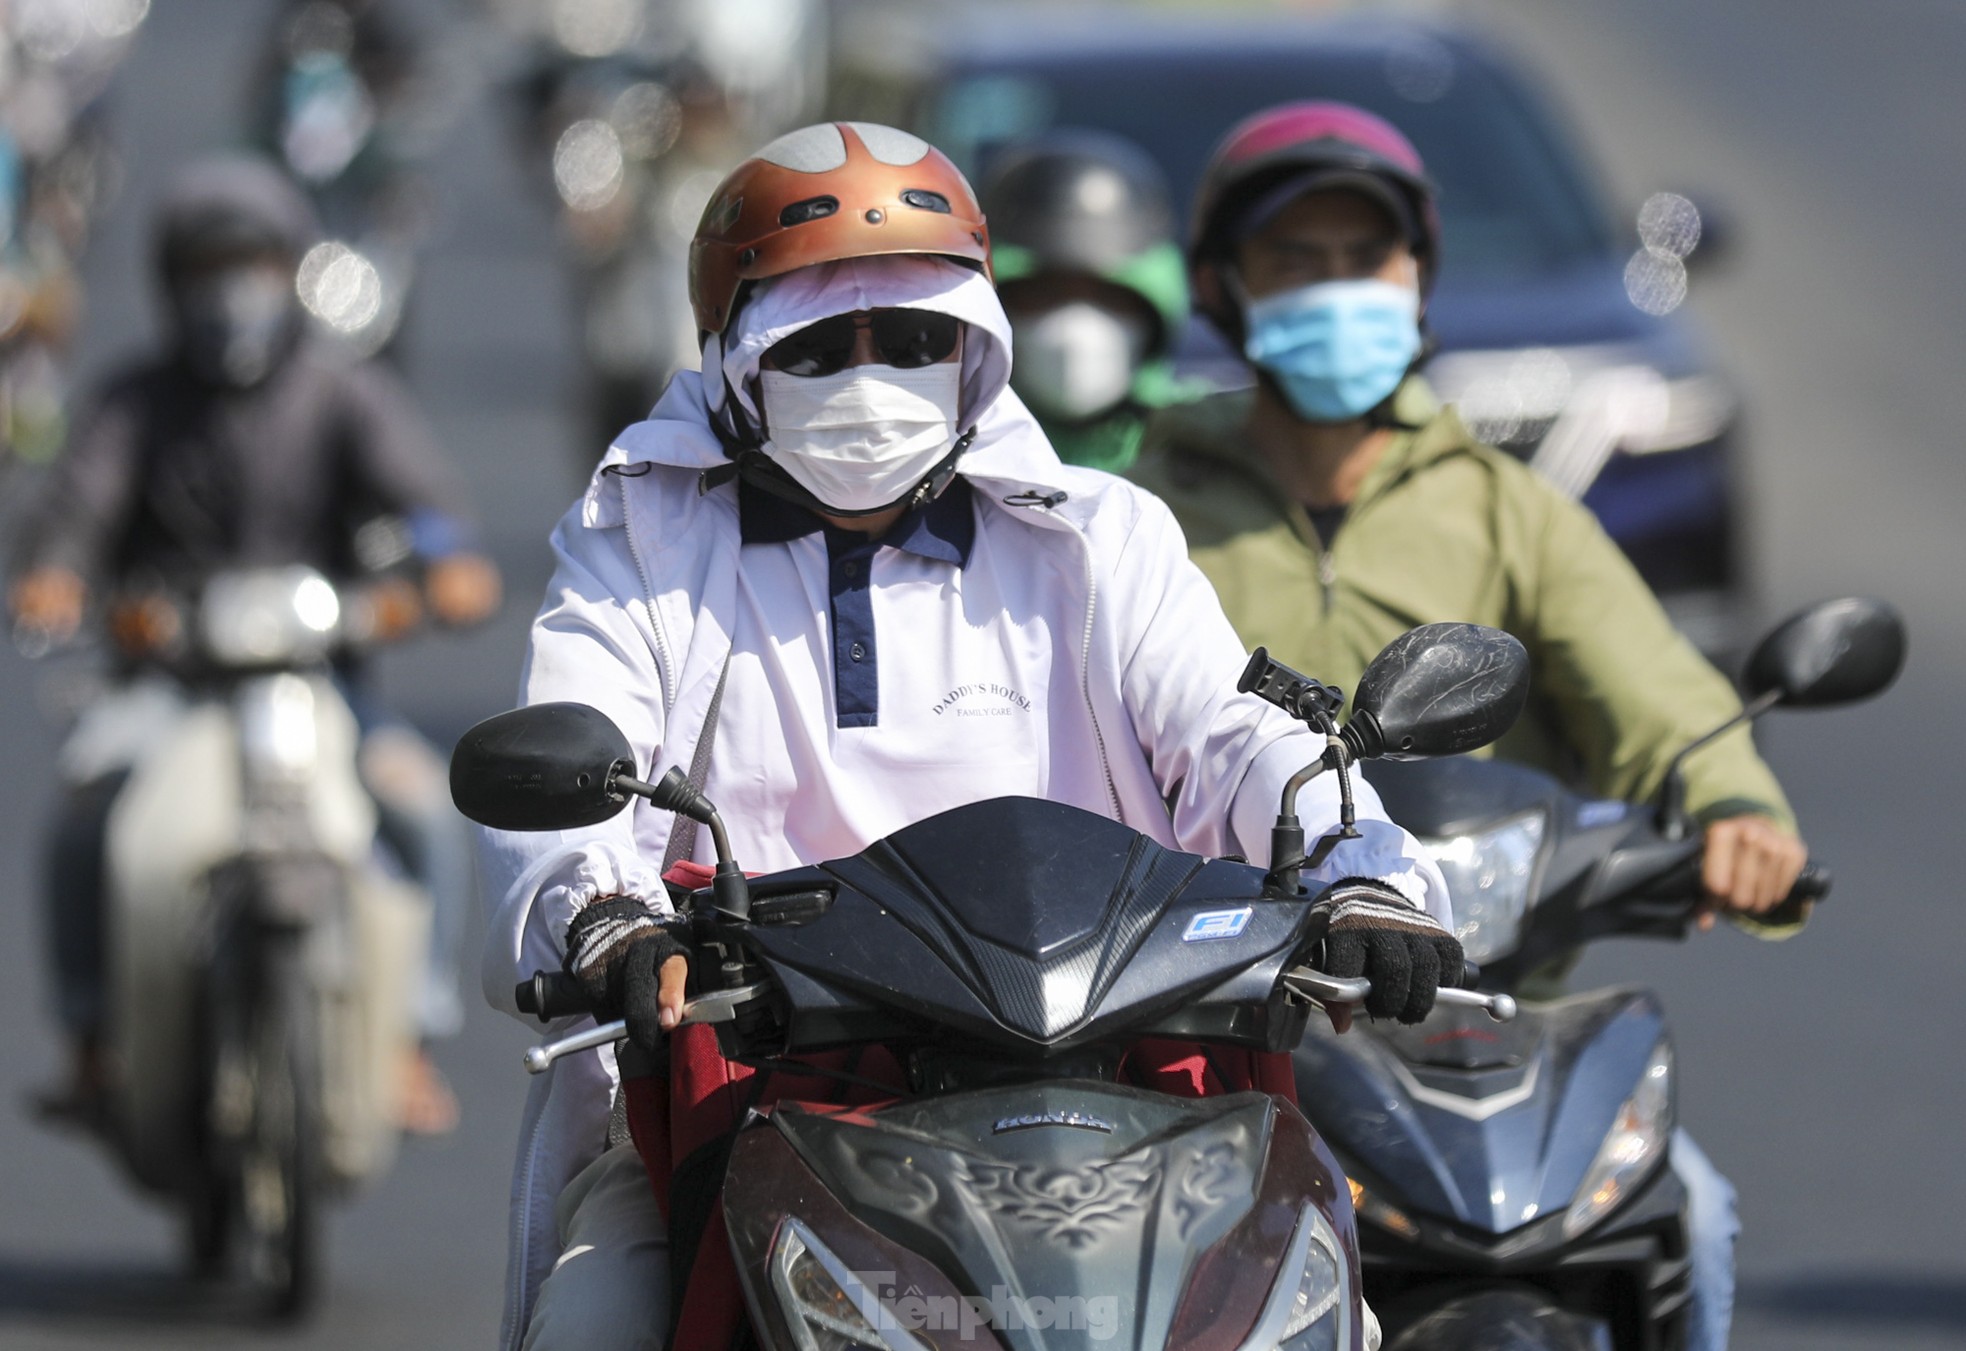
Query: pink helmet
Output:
[[1190, 101, 1441, 325]]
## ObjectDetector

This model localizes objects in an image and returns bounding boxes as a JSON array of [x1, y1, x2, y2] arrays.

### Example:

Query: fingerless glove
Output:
[[564, 896, 689, 1051]]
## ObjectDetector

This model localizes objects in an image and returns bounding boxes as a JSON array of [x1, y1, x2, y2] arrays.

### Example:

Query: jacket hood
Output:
[[704, 254, 1014, 438]]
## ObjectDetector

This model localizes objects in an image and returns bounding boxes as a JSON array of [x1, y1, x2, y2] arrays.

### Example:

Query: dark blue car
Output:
[[830, 4, 1743, 651]]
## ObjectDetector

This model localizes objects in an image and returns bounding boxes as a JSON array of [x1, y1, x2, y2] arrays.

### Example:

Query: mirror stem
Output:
[[1266, 727, 1360, 894], [1655, 687, 1780, 837], [614, 770, 753, 921]]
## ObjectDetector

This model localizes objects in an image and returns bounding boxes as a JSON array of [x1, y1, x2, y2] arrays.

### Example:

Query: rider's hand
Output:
[[1698, 815, 1807, 929], [425, 552, 501, 628], [563, 896, 689, 1052], [10, 566, 85, 642], [1313, 880, 1463, 1025], [361, 576, 425, 642]]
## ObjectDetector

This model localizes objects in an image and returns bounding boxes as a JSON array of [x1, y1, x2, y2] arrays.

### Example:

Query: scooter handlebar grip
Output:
[[515, 971, 594, 1023], [1788, 861, 1832, 904], [1460, 959, 1482, 989]]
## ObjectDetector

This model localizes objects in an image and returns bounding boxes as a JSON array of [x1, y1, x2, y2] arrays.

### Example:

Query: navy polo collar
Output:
[[739, 474, 976, 567]]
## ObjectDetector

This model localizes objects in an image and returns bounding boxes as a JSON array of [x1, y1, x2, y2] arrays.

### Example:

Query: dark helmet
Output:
[[153, 155, 319, 388], [982, 128, 1174, 275], [980, 127, 1187, 350], [1189, 101, 1440, 332], [153, 153, 319, 283]]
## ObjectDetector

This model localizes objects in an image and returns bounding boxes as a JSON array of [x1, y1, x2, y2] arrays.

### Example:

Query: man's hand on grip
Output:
[[1312, 879, 1463, 1025]]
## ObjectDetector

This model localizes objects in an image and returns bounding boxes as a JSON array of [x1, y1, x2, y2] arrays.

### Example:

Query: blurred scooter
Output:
[[42, 563, 436, 1318]]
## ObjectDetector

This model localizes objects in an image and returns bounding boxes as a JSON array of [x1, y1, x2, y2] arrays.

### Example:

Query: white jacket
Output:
[[479, 277, 1449, 1346]]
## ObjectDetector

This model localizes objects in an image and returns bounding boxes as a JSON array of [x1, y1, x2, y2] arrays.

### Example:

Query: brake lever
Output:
[[520, 980, 771, 1074], [1281, 967, 1517, 1023]]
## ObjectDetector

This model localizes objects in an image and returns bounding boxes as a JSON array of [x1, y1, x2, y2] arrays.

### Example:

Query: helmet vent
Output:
[[778, 195, 839, 227], [755, 123, 848, 172], [900, 189, 951, 214], [844, 122, 931, 167]]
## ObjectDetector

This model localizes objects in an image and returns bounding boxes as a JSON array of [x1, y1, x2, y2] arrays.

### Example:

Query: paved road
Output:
[[0, 1, 1960, 1347]]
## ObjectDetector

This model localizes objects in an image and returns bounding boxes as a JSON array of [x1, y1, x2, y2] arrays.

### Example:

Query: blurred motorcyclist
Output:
[[1131, 100, 1804, 1351], [979, 128, 1197, 473], [481, 119, 1462, 1350], [10, 154, 500, 1135]]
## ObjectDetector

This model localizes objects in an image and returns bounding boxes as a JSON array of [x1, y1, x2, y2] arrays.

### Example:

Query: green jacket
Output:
[[1132, 378, 1797, 875]]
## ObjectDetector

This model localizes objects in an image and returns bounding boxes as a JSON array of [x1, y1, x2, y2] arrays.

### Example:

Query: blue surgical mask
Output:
[[1241, 278, 1422, 422]]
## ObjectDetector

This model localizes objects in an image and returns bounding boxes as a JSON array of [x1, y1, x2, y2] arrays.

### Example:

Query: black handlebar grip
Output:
[[515, 971, 595, 1023], [1460, 960, 1482, 989], [1788, 861, 1832, 904]]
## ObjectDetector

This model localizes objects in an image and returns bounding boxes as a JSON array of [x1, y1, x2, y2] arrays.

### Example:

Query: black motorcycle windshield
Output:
[[739, 797, 1302, 1050]]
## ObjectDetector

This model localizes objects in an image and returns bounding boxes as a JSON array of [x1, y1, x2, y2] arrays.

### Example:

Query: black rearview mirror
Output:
[[1346, 622, 1530, 760], [1742, 597, 1906, 709], [450, 702, 637, 831]]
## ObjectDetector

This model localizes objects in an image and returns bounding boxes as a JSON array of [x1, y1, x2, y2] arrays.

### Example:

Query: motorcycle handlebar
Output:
[[519, 979, 773, 1074], [1282, 967, 1518, 1022], [517, 945, 1505, 1069], [515, 970, 592, 1022], [1790, 861, 1833, 904], [1642, 852, 1832, 910]]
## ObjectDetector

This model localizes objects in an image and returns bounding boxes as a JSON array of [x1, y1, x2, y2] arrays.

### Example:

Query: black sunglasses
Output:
[[764, 308, 962, 378]]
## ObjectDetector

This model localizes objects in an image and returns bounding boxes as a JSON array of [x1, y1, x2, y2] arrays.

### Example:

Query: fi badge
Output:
[[1182, 907, 1253, 942]]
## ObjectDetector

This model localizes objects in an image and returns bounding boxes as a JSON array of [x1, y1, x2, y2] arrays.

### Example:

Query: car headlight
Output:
[[1236, 1203, 1354, 1351], [1430, 346, 1736, 503], [1421, 811, 1545, 966], [769, 1219, 926, 1351], [1563, 1038, 1674, 1240]]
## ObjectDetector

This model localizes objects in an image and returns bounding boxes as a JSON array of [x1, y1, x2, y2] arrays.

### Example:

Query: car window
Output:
[[923, 40, 1616, 282]]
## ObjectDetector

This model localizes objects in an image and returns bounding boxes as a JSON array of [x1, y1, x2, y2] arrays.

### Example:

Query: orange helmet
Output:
[[689, 122, 991, 335]]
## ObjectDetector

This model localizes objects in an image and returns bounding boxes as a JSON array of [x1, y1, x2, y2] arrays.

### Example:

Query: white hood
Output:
[[705, 253, 1014, 439], [587, 255, 1066, 529]]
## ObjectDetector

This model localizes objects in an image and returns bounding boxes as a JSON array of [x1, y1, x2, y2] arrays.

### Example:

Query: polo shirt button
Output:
[[841, 560, 860, 579], [849, 642, 867, 662]]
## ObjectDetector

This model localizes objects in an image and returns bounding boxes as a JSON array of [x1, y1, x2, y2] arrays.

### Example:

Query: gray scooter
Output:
[[1292, 598, 1905, 1351]]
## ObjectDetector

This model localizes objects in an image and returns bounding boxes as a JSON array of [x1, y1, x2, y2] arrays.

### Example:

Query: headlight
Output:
[[1239, 1204, 1353, 1351], [1563, 1038, 1673, 1240], [1421, 811, 1545, 966], [200, 567, 342, 666], [1430, 346, 1736, 497], [769, 1219, 926, 1351]]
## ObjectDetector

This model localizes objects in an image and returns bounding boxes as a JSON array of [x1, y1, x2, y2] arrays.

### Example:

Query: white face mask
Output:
[[759, 361, 963, 513], [1010, 301, 1150, 422]]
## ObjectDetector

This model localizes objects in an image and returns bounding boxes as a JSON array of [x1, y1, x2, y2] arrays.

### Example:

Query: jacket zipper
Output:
[[1017, 500, 1123, 821], [618, 473, 678, 709], [1282, 499, 1339, 615]]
